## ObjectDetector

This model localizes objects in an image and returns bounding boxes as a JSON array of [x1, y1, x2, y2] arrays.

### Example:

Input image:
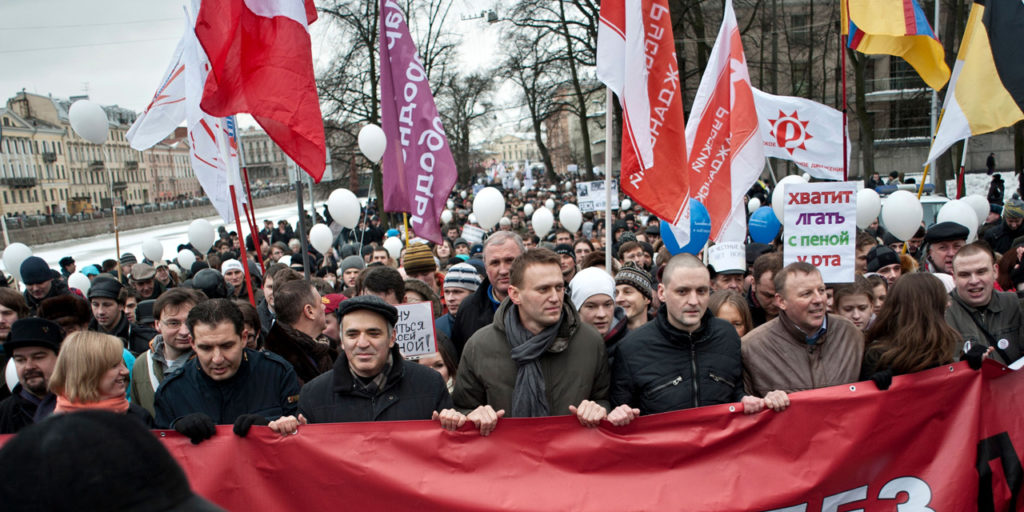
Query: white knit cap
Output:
[[569, 267, 616, 311], [221, 259, 244, 275]]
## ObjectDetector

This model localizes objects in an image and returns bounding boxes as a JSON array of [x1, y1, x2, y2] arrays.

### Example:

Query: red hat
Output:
[[323, 293, 348, 315]]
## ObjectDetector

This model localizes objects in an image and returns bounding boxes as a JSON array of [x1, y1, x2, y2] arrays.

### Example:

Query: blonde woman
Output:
[[37, 331, 153, 426]]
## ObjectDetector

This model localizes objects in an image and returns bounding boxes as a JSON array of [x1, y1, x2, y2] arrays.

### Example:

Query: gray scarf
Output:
[[503, 304, 560, 418]]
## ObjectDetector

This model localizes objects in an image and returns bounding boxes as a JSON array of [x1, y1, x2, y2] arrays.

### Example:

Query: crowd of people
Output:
[[0, 176, 1019, 457]]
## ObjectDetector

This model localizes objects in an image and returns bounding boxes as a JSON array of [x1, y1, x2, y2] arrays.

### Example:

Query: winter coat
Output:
[[945, 289, 1024, 365], [299, 344, 452, 423], [983, 220, 1024, 255], [611, 307, 745, 414], [89, 313, 158, 356], [450, 277, 502, 358], [741, 313, 864, 397], [23, 274, 73, 316], [264, 321, 337, 386], [257, 298, 275, 334], [0, 385, 47, 434], [129, 335, 192, 416], [154, 349, 300, 428], [452, 298, 611, 416]]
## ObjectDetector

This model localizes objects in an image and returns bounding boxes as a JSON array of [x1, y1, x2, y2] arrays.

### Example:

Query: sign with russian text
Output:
[[394, 301, 436, 359], [782, 182, 857, 283], [460, 224, 485, 245], [94, 361, 1024, 511], [575, 180, 620, 213]]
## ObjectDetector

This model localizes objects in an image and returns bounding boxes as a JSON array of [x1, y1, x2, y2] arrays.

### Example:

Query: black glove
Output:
[[965, 343, 988, 370], [870, 368, 894, 391], [174, 413, 216, 445], [233, 414, 269, 437]]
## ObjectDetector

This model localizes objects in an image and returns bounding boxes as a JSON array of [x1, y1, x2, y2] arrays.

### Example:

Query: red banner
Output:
[[131, 362, 1024, 510]]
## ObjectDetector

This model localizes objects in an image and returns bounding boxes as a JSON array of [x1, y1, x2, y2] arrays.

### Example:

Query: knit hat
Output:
[[339, 255, 365, 274], [19, 256, 52, 285], [403, 243, 437, 275], [82, 265, 100, 277], [221, 259, 244, 275], [443, 263, 482, 292], [88, 276, 123, 301], [866, 246, 900, 272], [120, 253, 137, 265], [569, 267, 616, 311], [0, 410, 224, 511], [59, 256, 75, 267], [131, 262, 156, 281], [337, 295, 398, 326], [615, 262, 654, 301], [1004, 198, 1024, 219], [4, 318, 64, 353], [554, 244, 575, 261]]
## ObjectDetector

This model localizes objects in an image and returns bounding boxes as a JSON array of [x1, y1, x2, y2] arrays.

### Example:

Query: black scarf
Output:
[[503, 304, 560, 418]]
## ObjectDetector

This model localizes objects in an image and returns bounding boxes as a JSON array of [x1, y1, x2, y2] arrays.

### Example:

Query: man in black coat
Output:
[[154, 299, 301, 443], [450, 232, 524, 357], [607, 254, 789, 426], [299, 296, 452, 424], [983, 198, 1024, 254], [87, 277, 157, 356], [0, 318, 62, 434]]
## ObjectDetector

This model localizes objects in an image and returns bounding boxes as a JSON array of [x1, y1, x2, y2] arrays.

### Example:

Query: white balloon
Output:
[[747, 197, 762, 214], [2, 242, 32, 282], [468, 213, 478, 225], [802, 172, 811, 182], [5, 359, 14, 394], [549, 185, 557, 192], [544, 198, 555, 210], [358, 124, 387, 163], [278, 255, 292, 267], [68, 100, 108, 145], [68, 272, 91, 294], [446, 199, 455, 210], [473, 187, 505, 230], [880, 190, 923, 241], [532, 207, 554, 239], [771, 175, 808, 223], [513, 179, 522, 189], [176, 249, 196, 270], [383, 237, 403, 260], [440, 210, 453, 224], [565, 182, 573, 191], [309, 223, 333, 254], [622, 199, 632, 210], [460, 191, 467, 199], [142, 239, 164, 263], [962, 194, 990, 226], [520, 185, 529, 195], [855, 189, 882, 229], [328, 188, 361, 229], [523, 203, 535, 217], [559, 204, 583, 233], [938, 199, 980, 242], [188, 219, 215, 254]]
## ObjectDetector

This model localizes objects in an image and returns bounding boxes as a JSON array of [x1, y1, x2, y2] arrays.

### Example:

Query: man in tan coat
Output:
[[742, 262, 864, 397]]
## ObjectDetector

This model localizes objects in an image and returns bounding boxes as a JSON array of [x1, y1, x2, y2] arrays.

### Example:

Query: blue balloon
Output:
[[661, 200, 711, 255], [748, 206, 781, 244]]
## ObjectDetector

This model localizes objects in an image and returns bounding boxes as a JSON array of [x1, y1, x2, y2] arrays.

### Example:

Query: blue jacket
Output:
[[154, 349, 299, 428]]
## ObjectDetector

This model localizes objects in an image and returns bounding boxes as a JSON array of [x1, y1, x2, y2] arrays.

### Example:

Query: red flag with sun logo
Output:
[[752, 87, 850, 181]]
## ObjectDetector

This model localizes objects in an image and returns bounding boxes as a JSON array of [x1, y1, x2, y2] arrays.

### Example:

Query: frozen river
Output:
[[5, 200, 329, 275]]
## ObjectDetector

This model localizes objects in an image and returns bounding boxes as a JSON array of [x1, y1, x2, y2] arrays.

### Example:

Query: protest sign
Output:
[[575, 180, 620, 213], [707, 242, 746, 273], [782, 182, 857, 283], [394, 301, 436, 360], [460, 224, 485, 245]]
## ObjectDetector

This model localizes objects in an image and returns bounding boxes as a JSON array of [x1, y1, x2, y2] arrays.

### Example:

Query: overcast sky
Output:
[[0, 0, 503, 126]]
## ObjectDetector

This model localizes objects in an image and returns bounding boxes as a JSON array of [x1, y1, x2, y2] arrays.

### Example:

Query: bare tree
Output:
[[503, 29, 563, 182], [435, 71, 497, 184]]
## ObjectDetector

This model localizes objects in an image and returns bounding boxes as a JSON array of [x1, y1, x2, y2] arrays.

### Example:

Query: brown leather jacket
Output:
[[741, 312, 864, 397]]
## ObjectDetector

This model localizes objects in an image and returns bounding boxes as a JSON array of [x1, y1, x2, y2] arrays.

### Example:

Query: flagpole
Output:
[[108, 167, 123, 282], [929, 0, 941, 190], [956, 138, 969, 198], [229, 185, 257, 307], [840, 29, 848, 182], [216, 119, 257, 306], [357, 170, 374, 252], [239, 147, 266, 272], [604, 86, 613, 271], [294, 173, 312, 280]]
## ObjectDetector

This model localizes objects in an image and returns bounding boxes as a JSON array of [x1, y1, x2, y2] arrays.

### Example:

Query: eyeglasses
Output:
[[161, 319, 183, 329]]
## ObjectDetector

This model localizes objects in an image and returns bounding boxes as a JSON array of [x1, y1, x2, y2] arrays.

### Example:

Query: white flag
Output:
[[126, 26, 187, 151], [752, 88, 850, 181]]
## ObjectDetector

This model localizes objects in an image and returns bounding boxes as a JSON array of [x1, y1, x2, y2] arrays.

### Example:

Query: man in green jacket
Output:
[[946, 242, 1023, 365], [444, 248, 611, 436], [129, 288, 206, 415]]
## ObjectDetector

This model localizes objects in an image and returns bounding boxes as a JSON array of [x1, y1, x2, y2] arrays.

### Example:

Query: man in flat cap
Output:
[[920, 221, 969, 275], [130, 262, 163, 302], [298, 295, 452, 423]]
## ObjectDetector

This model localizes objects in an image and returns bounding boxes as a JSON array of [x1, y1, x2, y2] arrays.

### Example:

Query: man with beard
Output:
[[87, 277, 158, 355], [0, 290, 29, 402], [0, 318, 63, 433], [129, 288, 207, 416], [19, 256, 71, 315]]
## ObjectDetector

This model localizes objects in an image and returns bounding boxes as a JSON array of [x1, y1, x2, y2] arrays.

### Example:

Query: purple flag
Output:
[[378, 0, 457, 244]]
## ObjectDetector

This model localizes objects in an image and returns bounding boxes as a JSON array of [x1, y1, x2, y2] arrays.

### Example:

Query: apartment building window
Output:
[[791, 61, 810, 97], [2, 192, 6, 203]]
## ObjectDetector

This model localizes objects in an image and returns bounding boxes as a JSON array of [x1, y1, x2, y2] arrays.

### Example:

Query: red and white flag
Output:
[[685, 0, 764, 243], [195, 0, 326, 182], [752, 88, 849, 181], [597, 0, 690, 242], [126, 31, 186, 151]]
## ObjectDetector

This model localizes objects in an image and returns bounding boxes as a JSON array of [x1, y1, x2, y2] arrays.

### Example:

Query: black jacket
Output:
[[0, 385, 46, 434], [23, 274, 73, 316], [89, 314, 157, 356], [299, 344, 451, 423], [983, 219, 1024, 255], [154, 349, 300, 428], [450, 277, 501, 358], [257, 297, 275, 334], [264, 321, 337, 386], [610, 306, 746, 414]]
